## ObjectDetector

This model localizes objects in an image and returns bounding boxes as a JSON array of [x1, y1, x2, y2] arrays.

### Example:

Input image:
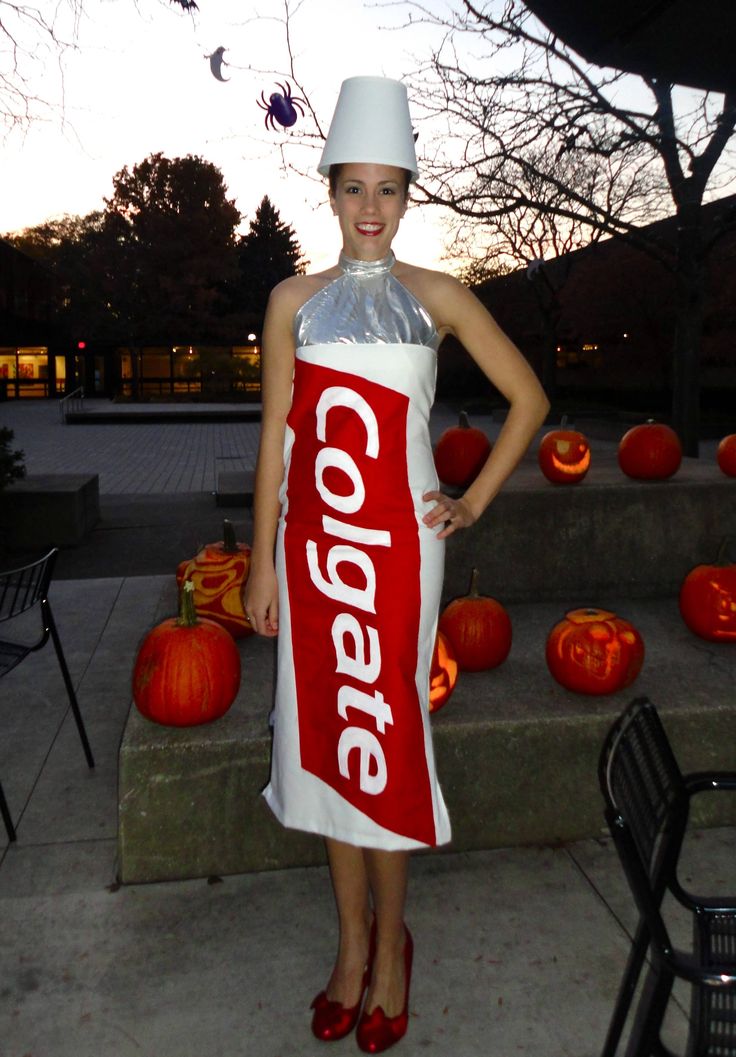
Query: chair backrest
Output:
[[0, 549, 58, 625], [599, 697, 687, 891]]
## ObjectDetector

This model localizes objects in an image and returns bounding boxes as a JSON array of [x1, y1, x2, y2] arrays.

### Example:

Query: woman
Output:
[[245, 77, 549, 1053]]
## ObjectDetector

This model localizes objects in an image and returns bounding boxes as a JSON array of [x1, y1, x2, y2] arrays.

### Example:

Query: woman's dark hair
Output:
[[328, 164, 411, 198]]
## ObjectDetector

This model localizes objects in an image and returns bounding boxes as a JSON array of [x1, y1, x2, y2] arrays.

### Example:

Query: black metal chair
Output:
[[0, 548, 94, 841], [599, 696, 736, 1057]]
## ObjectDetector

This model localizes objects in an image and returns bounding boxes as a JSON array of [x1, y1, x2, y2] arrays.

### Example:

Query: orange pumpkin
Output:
[[176, 519, 253, 638], [538, 417, 591, 484], [618, 421, 682, 480], [717, 434, 736, 477], [433, 411, 492, 488], [545, 607, 645, 695], [133, 581, 241, 726], [439, 568, 512, 671], [429, 630, 458, 713], [679, 541, 736, 642]]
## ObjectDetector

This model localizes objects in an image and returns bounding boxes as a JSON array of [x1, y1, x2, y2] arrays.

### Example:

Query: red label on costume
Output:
[[283, 359, 436, 845]]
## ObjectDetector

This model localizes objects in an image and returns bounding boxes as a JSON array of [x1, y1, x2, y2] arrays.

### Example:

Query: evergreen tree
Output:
[[236, 197, 307, 319]]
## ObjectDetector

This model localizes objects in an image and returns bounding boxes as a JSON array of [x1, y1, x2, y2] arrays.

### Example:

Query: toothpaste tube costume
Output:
[[263, 77, 452, 851]]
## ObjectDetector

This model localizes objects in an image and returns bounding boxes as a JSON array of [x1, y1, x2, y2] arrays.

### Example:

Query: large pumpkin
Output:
[[679, 541, 736, 642], [717, 434, 736, 477], [176, 519, 253, 638], [545, 607, 645, 695], [618, 421, 682, 480], [439, 568, 512, 671], [429, 630, 458, 713], [133, 581, 241, 726], [538, 416, 591, 484], [433, 411, 492, 488]]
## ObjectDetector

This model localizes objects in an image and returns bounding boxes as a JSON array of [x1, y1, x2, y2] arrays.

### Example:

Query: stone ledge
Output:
[[2, 473, 100, 548], [118, 585, 736, 883], [443, 453, 736, 602], [211, 457, 736, 599]]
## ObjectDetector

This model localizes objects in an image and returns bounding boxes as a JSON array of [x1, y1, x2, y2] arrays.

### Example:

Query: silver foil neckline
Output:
[[294, 251, 439, 350]]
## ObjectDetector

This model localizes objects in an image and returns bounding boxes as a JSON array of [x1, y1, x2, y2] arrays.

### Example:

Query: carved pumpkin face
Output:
[[176, 520, 253, 639], [429, 630, 459, 712], [618, 422, 682, 480], [717, 434, 736, 477], [679, 549, 736, 642], [538, 428, 591, 484], [433, 411, 492, 488], [545, 607, 645, 695]]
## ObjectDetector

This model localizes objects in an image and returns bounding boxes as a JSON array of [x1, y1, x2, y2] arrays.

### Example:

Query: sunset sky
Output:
[[1, 0, 455, 271]]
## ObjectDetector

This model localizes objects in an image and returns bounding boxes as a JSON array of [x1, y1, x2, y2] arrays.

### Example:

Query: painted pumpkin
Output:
[[439, 568, 512, 671], [545, 607, 645, 695], [429, 630, 458, 713], [618, 421, 682, 480], [717, 434, 736, 477], [538, 417, 591, 484], [176, 519, 253, 638], [133, 581, 241, 726], [433, 411, 492, 488], [679, 541, 736, 642]]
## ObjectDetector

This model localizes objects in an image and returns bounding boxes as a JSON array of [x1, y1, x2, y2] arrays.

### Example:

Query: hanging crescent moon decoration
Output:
[[208, 46, 229, 83]]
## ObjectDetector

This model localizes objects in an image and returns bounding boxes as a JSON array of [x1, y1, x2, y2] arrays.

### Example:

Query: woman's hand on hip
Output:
[[422, 491, 478, 539]]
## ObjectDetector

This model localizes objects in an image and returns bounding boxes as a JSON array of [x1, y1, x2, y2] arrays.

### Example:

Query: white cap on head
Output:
[[318, 76, 418, 182]]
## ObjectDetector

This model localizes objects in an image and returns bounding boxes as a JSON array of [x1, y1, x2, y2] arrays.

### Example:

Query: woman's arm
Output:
[[417, 272, 550, 539], [243, 281, 299, 636]]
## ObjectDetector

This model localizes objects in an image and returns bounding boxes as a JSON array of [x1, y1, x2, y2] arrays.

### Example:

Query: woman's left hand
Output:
[[422, 490, 478, 539]]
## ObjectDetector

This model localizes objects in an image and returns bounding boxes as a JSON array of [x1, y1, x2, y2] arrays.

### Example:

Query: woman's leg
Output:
[[363, 849, 410, 1017], [323, 837, 373, 1006]]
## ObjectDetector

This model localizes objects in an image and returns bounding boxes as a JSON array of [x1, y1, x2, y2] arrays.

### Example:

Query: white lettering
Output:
[[337, 685, 393, 733], [332, 613, 382, 683], [337, 727, 387, 795], [316, 386, 380, 458], [315, 447, 365, 514], [323, 515, 391, 548], [306, 540, 376, 613]]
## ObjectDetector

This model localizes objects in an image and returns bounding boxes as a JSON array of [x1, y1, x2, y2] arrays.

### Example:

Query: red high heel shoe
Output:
[[356, 926, 413, 1054], [310, 919, 376, 1042]]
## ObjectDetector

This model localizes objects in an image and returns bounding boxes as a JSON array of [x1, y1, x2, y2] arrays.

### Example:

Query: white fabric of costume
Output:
[[263, 251, 451, 850]]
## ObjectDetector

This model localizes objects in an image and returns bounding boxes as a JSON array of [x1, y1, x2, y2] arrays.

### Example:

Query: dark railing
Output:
[[59, 386, 85, 422]]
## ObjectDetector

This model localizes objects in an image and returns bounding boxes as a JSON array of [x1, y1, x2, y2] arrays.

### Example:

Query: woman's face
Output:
[[329, 163, 408, 261]]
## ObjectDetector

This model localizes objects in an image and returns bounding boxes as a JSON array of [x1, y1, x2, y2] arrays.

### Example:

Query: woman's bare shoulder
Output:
[[393, 261, 475, 335], [269, 267, 339, 317]]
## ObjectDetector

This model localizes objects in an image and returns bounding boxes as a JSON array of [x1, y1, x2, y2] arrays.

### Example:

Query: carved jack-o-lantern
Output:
[[429, 630, 459, 713], [679, 541, 736, 642], [545, 607, 645, 695], [538, 418, 591, 484]]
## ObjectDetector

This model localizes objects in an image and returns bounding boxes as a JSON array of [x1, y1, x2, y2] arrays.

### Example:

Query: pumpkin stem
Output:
[[560, 414, 568, 428], [458, 410, 471, 429], [178, 580, 199, 627], [222, 518, 239, 554], [468, 567, 480, 597], [716, 537, 734, 565]]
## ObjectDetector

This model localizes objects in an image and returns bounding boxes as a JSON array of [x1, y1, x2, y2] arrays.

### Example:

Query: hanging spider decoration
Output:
[[257, 81, 306, 130]]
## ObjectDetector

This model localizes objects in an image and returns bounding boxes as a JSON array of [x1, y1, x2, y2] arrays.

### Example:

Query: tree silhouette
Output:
[[403, 0, 736, 454], [236, 196, 307, 320], [99, 152, 241, 344]]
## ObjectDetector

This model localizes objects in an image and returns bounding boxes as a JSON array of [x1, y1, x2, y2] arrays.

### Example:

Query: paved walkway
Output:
[[0, 396, 729, 1055], [0, 570, 722, 1056]]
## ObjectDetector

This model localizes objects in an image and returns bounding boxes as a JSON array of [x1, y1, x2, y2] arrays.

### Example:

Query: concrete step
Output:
[[2, 473, 100, 548], [118, 578, 736, 883], [442, 452, 736, 603], [212, 454, 735, 599]]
